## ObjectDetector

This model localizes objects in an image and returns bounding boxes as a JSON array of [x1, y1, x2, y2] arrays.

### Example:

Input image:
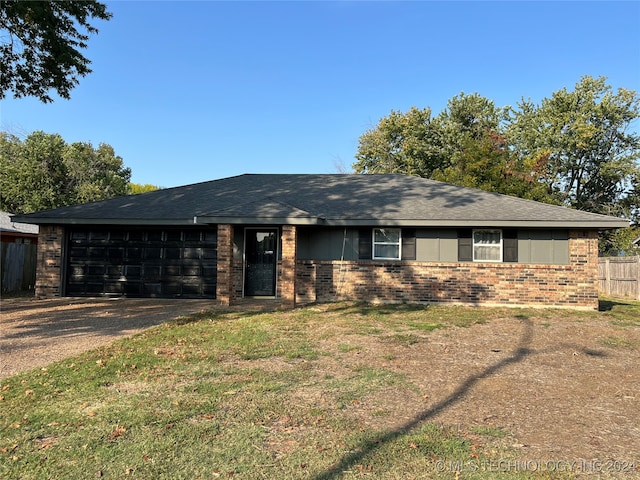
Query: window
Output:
[[373, 228, 401, 260], [473, 229, 502, 262]]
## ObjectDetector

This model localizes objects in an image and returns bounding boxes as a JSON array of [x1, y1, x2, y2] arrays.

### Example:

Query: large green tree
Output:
[[353, 106, 445, 177], [0, 1, 112, 102], [353, 77, 639, 254], [354, 93, 553, 202], [507, 76, 640, 220], [0, 131, 131, 213]]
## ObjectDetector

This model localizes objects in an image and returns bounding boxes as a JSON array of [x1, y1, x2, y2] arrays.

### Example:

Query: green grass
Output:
[[600, 335, 637, 349], [600, 297, 640, 327], [1, 300, 638, 479]]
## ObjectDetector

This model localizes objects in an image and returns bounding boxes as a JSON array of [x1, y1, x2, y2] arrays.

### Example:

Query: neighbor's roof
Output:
[[0, 211, 39, 235], [11, 174, 629, 229]]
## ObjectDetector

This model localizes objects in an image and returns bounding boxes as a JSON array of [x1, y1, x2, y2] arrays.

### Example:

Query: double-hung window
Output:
[[373, 228, 401, 260], [473, 229, 502, 262]]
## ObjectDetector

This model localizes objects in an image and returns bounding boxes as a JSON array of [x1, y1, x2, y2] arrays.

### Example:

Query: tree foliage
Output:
[[353, 107, 445, 177], [0, 131, 131, 213], [127, 183, 161, 195], [0, 0, 112, 102], [353, 77, 640, 253], [507, 76, 640, 220], [354, 93, 554, 203]]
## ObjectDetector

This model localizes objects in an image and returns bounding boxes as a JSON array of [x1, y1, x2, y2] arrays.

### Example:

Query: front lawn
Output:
[[1, 300, 639, 479]]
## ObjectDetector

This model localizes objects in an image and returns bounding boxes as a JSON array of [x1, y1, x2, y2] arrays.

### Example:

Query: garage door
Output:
[[66, 227, 217, 298]]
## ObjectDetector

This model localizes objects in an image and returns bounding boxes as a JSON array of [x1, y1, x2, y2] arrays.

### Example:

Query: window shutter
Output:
[[401, 228, 416, 260], [358, 228, 372, 260], [458, 229, 472, 261], [503, 229, 518, 262]]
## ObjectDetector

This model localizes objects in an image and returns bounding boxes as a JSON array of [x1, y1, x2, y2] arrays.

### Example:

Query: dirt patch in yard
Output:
[[304, 307, 640, 471]]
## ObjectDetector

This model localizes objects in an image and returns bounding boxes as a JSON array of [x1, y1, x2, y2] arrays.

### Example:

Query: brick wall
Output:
[[216, 224, 234, 305], [280, 225, 297, 307], [296, 230, 600, 309], [35, 225, 65, 297]]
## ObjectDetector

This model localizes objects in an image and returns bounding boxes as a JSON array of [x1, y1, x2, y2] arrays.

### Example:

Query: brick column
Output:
[[35, 225, 65, 298], [281, 225, 297, 308], [216, 224, 234, 306], [569, 229, 599, 309]]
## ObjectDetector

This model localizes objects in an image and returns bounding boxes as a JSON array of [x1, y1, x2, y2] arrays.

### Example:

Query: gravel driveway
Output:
[[0, 297, 216, 379]]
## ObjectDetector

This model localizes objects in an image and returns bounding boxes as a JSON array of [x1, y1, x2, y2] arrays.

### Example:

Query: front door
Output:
[[244, 229, 277, 296]]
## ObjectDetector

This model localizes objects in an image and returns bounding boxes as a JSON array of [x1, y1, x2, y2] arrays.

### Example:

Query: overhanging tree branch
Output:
[[0, 0, 111, 103]]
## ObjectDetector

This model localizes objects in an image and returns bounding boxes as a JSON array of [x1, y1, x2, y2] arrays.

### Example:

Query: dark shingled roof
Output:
[[12, 174, 629, 229]]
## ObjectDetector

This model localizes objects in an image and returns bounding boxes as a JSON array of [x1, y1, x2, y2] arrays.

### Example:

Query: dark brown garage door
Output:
[[66, 227, 217, 298]]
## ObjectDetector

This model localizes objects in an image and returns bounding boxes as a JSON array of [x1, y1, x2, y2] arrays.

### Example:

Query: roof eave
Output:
[[12, 216, 628, 230], [320, 219, 630, 229], [10, 217, 201, 226]]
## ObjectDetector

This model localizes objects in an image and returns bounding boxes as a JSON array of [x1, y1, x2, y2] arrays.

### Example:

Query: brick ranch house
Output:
[[13, 174, 628, 310]]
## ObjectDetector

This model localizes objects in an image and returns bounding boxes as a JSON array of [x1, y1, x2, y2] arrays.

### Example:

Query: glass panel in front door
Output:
[[245, 230, 277, 296]]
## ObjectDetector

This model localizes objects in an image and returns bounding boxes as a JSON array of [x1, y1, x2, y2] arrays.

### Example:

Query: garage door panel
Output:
[[105, 282, 124, 294], [125, 266, 142, 278], [66, 227, 217, 298], [124, 282, 143, 295]]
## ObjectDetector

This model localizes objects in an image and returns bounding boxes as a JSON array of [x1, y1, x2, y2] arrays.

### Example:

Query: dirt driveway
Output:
[[0, 297, 215, 379]]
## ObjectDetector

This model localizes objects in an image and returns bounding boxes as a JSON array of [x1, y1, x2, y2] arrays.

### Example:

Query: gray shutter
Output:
[[402, 228, 416, 260], [358, 228, 372, 260], [458, 229, 472, 261], [503, 229, 518, 263]]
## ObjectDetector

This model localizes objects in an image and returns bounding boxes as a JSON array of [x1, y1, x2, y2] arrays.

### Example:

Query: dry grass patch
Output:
[[1, 300, 639, 479]]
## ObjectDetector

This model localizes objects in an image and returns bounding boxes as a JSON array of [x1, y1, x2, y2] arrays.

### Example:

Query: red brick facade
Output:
[[295, 230, 600, 309], [34, 224, 600, 309], [35, 225, 65, 298], [280, 225, 297, 307], [216, 224, 234, 305]]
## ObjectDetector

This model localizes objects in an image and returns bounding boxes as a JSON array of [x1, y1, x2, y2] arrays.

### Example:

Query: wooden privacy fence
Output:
[[598, 256, 640, 300], [1, 242, 37, 293]]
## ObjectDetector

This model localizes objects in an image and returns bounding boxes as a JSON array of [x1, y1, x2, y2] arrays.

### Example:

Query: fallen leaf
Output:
[[108, 426, 127, 440], [25, 389, 34, 396]]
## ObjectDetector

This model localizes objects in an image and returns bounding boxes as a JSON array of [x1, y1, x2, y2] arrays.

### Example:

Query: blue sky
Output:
[[1, 1, 639, 188]]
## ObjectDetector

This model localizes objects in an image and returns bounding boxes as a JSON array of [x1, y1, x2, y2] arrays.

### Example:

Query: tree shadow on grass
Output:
[[311, 317, 534, 480]]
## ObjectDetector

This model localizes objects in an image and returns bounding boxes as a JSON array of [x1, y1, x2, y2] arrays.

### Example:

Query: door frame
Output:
[[242, 227, 279, 298]]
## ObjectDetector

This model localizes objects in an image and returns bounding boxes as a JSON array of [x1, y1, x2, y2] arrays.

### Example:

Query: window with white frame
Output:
[[373, 228, 401, 260], [473, 229, 502, 262]]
